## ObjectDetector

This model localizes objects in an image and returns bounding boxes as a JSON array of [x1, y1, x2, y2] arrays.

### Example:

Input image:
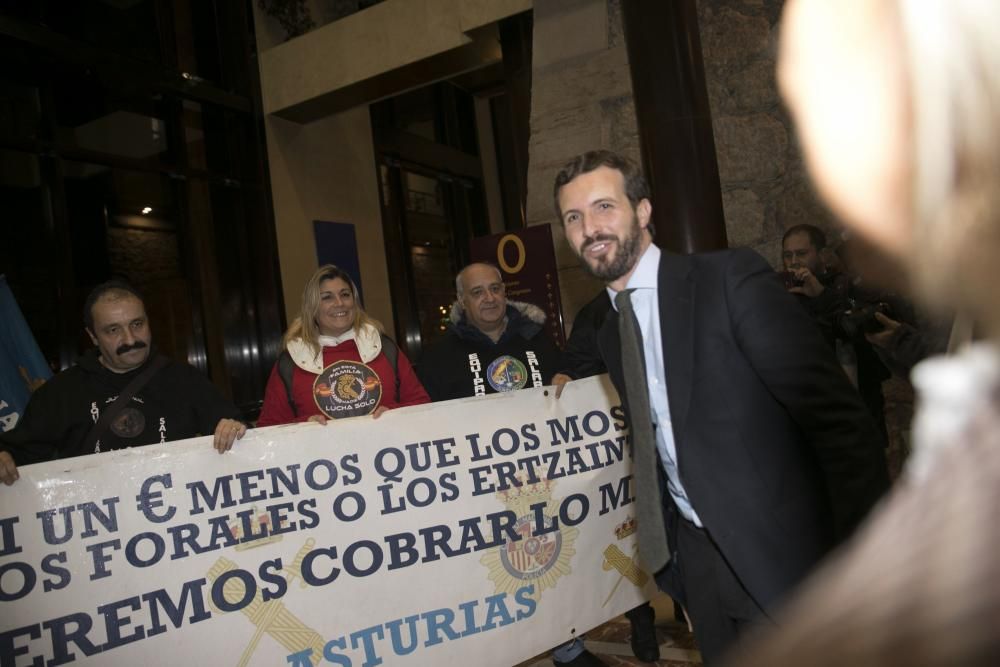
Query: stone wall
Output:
[[525, 0, 837, 328], [525, 0, 638, 325], [697, 0, 835, 267]]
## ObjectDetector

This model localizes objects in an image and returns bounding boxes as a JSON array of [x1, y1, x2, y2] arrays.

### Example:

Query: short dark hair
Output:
[[782, 224, 827, 251], [83, 280, 144, 331], [553, 150, 651, 220]]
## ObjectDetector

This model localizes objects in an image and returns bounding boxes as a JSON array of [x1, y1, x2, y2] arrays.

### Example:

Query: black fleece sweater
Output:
[[0, 349, 239, 465], [417, 302, 562, 402]]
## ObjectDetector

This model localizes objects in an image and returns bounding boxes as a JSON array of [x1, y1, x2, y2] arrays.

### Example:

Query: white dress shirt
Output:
[[608, 244, 702, 526]]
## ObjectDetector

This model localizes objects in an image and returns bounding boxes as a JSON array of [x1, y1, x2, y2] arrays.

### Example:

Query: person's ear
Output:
[[637, 199, 652, 229]]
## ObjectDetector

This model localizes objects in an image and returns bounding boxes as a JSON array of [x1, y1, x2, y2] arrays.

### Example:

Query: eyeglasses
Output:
[[467, 283, 505, 300]]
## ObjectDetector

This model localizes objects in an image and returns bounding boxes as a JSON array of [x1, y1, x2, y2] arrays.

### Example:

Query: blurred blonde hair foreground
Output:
[[729, 423, 1000, 667], [730, 1, 1000, 665], [901, 0, 1000, 335], [283, 265, 383, 356]]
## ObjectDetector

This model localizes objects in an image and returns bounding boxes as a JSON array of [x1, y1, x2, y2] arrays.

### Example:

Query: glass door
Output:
[[377, 159, 487, 360]]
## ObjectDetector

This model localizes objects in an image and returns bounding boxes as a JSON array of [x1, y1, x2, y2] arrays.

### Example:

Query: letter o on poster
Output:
[[497, 234, 526, 274]]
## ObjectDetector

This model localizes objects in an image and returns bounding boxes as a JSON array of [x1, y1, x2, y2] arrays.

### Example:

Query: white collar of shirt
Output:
[[288, 324, 382, 373], [319, 330, 356, 347], [608, 243, 661, 310], [603, 243, 702, 524]]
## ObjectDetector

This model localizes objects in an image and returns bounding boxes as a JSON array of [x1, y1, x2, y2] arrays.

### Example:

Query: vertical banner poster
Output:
[[313, 221, 364, 304], [0, 275, 52, 432], [469, 225, 565, 348]]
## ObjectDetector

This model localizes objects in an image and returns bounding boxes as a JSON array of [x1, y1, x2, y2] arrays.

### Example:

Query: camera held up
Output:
[[836, 301, 892, 340], [781, 271, 805, 289]]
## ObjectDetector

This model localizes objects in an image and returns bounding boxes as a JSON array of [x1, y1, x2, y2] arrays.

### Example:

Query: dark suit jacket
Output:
[[560, 290, 611, 379], [598, 247, 889, 613]]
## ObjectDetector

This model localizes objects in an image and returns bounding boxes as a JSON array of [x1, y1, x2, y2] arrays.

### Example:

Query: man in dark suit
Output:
[[552, 289, 660, 664], [552, 150, 889, 664]]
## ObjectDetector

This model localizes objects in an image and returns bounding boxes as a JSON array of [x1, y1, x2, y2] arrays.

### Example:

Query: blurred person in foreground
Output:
[[257, 265, 429, 426], [729, 1, 1000, 665]]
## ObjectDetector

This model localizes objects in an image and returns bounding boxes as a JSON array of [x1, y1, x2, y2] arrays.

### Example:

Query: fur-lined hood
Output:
[[448, 299, 546, 344], [285, 322, 382, 373]]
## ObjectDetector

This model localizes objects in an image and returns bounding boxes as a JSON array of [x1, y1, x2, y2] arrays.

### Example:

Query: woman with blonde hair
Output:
[[258, 265, 429, 425], [728, 0, 1000, 665]]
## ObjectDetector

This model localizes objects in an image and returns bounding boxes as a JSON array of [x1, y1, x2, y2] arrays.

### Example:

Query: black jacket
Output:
[[560, 290, 611, 379], [417, 300, 563, 401], [599, 248, 889, 612], [0, 348, 239, 464]]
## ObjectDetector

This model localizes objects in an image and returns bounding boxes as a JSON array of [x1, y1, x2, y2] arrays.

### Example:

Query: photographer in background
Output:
[[836, 237, 950, 379], [781, 225, 851, 347], [865, 312, 945, 377], [781, 225, 890, 445]]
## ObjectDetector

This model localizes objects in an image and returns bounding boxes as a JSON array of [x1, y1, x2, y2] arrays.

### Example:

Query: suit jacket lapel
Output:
[[658, 252, 695, 440]]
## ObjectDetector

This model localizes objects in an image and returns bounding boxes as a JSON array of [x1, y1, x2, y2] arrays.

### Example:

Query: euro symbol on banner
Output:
[[207, 539, 325, 666]]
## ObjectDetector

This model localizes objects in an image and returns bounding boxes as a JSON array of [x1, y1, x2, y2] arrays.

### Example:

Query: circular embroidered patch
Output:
[[313, 360, 382, 419], [487, 355, 528, 392], [110, 406, 145, 438]]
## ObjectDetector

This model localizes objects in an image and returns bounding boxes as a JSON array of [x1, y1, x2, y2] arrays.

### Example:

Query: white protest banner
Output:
[[0, 375, 653, 666]]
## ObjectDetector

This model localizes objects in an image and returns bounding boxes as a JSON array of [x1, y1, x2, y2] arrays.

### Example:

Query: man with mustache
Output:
[[0, 281, 245, 485], [552, 150, 889, 664]]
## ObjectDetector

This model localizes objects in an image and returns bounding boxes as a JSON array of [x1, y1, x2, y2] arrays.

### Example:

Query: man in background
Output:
[[420, 263, 608, 667], [0, 280, 245, 484]]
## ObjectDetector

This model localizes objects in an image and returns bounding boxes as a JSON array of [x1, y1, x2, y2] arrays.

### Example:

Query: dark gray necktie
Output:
[[615, 289, 671, 572]]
